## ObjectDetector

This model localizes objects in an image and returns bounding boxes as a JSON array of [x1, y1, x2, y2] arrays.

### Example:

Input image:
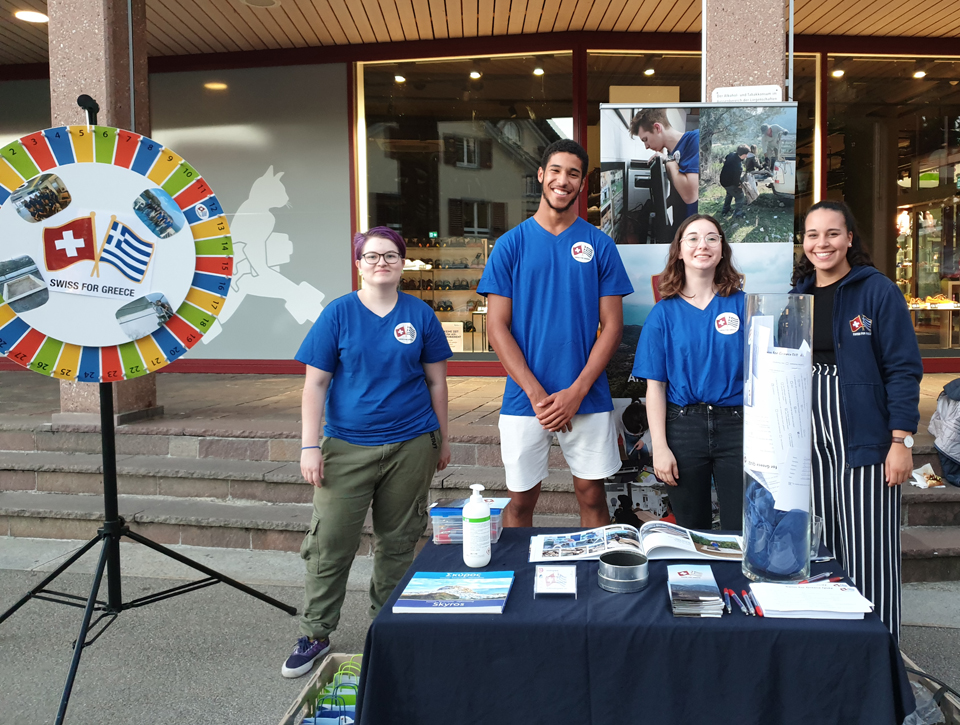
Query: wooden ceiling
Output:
[[0, 0, 958, 64]]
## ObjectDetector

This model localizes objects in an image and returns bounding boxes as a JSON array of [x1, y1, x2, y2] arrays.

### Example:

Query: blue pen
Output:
[[723, 589, 732, 614], [729, 589, 748, 615]]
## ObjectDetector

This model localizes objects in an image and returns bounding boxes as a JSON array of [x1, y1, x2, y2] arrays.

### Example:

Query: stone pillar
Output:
[[703, 0, 786, 101], [47, 0, 161, 425]]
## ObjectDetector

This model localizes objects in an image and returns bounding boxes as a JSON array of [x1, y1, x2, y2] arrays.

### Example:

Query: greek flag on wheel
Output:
[[100, 221, 155, 283]]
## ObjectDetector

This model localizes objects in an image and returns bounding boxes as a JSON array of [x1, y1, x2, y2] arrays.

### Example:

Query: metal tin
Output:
[[598, 551, 649, 593]]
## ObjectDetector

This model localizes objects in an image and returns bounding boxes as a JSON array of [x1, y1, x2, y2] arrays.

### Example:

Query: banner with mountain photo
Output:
[[597, 102, 800, 399]]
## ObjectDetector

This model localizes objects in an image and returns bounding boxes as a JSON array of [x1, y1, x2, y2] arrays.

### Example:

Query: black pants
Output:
[[722, 185, 744, 215], [811, 364, 901, 638], [665, 403, 744, 531]]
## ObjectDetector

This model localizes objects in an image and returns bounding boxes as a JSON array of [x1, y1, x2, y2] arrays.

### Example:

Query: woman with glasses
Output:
[[282, 227, 452, 678], [792, 201, 921, 638], [632, 214, 746, 531]]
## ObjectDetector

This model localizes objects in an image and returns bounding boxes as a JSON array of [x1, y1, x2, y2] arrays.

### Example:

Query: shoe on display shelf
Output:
[[281, 636, 331, 679]]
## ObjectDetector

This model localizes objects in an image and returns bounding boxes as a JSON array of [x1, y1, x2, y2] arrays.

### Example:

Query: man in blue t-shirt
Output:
[[478, 139, 634, 528], [629, 108, 700, 221]]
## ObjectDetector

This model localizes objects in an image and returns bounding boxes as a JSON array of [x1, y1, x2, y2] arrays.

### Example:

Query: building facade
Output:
[[1, 1, 958, 374]]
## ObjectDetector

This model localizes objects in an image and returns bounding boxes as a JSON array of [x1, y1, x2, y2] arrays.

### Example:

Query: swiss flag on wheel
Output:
[[42, 216, 96, 271]]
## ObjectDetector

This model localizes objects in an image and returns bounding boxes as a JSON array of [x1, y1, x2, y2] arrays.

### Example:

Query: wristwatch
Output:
[[892, 435, 915, 449]]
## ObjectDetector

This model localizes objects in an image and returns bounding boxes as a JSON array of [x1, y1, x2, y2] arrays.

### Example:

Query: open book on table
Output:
[[528, 522, 743, 563]]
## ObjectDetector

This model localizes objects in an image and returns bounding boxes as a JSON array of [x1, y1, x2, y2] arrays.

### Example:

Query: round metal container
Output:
[[598, 551, 649, 593]]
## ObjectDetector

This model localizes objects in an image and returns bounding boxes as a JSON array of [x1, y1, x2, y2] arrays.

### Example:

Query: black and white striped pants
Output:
[[811, 363, 901, 639]]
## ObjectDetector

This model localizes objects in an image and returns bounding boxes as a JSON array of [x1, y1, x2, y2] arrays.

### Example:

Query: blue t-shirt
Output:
[[478, 217, 634, 416], [295, 292, 453, 445], [673, 129, 700, 218], [632, 291, 745, 407]]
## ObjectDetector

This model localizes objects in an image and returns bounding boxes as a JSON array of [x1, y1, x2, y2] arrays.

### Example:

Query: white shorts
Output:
[[498, 411, 622, 492]]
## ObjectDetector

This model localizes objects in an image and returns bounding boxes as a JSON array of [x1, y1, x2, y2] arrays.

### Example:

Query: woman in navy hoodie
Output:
[[791, 200, 922, 638]]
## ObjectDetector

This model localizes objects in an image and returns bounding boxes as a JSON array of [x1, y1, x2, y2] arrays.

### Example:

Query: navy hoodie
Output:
[[792, 266, 922, 468]]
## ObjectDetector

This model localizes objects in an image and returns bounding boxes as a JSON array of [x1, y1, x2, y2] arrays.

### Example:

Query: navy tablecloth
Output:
[[356, 528, 914, 725]]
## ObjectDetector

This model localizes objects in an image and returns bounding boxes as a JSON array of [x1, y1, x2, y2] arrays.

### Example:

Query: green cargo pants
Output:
[[299, 429, 440, 640]]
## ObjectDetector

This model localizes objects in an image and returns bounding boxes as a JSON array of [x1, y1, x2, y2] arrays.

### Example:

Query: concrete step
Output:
[[0, 451, 581, 514], [0, 490, 580, 553], [902, 526, 960, 583], [0, 420, 570, 469], [902, 483, 960, 527]]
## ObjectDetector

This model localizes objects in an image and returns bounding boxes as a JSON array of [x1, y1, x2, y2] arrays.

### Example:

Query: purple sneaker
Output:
[[281, 636, 330, 678]]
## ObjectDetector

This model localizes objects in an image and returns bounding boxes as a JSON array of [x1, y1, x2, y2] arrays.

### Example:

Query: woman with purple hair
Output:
[[281, 227, 452, 678]]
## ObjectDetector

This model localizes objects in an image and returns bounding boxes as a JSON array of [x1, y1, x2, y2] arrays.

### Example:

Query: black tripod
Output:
[[0, 98, 296, 724]]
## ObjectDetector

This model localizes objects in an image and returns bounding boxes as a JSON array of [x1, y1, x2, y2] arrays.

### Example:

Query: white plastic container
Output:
[[462, 484, 491, 568]]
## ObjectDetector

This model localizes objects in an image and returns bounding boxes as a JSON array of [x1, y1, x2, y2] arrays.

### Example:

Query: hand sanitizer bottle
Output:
[[462, 484, 491, 568]]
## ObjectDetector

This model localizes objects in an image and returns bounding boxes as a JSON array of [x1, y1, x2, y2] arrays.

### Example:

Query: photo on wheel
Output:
[[10, 173, 72, 223]]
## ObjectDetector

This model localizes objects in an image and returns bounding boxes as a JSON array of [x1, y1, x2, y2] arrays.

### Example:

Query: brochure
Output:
[[392, 571, 514, 614], [748, 581, 874, 620], [667, 564, 725, 617], [528, 522, 743, 563]]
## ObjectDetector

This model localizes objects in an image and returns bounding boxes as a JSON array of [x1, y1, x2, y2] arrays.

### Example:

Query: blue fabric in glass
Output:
[[744, 479, 808, 576]]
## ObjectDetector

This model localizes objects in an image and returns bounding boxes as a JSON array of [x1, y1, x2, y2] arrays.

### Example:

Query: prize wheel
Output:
[[0, 126, 232, 382]]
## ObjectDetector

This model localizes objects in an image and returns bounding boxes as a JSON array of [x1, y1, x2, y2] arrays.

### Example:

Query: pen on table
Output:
[[798, 572, 835, 584], [747, 591, 764, 617], [729, 589, 749, 615], [723, 588, 732, 614], [741, 589, 756, 616]]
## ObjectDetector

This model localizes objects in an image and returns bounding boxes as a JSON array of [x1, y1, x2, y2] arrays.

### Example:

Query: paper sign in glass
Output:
[[742, 293, 813, 582]]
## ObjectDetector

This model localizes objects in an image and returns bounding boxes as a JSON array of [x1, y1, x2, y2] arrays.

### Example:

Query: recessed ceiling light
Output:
[[913, 70, 927, 78], [204, 82, 228, 90], [14, 10, 48, 22], [643, 68, 655, 76], [469, 70, 482, 80], [831, 69, 845, 78], [533, 67, 544, 76], [239, 0, 281, 7], [394, 74, 406, 83]]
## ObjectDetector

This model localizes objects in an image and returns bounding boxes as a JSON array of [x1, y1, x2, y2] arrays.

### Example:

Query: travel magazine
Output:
[[528, 522, 743, 563], [392, 571, 515, 614]]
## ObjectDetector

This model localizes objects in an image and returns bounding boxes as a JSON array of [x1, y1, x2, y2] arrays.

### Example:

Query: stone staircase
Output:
[[2, 414, 959, 582], [0, 420, 581, 555]]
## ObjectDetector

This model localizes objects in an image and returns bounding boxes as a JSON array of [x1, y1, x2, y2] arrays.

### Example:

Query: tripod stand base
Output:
[[0, 518, 296, 724]]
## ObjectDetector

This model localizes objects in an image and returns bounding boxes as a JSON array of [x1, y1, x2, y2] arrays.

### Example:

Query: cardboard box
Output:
[[278, 653, 362, 725]]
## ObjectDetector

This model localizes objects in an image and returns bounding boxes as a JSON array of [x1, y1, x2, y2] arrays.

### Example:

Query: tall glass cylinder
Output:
[[742, 293, 814, 582]]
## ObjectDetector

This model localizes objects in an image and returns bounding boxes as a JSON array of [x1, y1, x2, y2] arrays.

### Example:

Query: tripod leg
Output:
[[55, 536, 110, 725], [123, 530, 296, 615], [0, 534, 103, 626]]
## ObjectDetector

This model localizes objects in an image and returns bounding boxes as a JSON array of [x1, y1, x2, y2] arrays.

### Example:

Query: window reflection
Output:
[[362, 54, 573, 356]]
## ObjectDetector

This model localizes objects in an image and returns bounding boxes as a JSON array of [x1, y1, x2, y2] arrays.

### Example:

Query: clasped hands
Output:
[[530, 385, 584, 433]]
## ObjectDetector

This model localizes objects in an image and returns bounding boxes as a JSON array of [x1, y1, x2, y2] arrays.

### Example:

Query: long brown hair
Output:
[[658, 214, 744, 299]]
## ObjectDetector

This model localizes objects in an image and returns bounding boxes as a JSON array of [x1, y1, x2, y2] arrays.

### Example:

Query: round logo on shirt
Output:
[[570, 242, 595, 263], [715, 312, 740, 335], [394, 323, 417, 344]]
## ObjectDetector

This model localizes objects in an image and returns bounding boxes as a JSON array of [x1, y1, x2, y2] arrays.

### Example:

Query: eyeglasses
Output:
[[360, 251, 402, 265], [681, 234, 722, 248]]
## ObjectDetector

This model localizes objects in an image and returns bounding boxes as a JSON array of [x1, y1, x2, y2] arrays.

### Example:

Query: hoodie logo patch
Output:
[[849, 315, 872, 336]]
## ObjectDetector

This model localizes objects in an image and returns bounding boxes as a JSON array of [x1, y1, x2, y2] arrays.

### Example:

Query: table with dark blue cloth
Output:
[[355, 528, 914, 725]]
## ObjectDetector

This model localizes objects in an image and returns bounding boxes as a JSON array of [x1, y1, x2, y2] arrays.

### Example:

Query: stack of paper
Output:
[[667, 564, 725, 618], [749, 581, 874, 619]]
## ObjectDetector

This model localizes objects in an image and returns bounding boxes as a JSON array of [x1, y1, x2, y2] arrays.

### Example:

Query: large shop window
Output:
[[827, 56, 960, 351], [361, 54, 573, 357]]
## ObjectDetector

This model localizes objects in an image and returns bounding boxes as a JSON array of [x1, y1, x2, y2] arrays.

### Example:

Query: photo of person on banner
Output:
[[698, 105, 798, 243], [596, 106, 699, 246]]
